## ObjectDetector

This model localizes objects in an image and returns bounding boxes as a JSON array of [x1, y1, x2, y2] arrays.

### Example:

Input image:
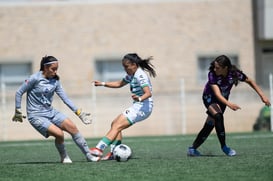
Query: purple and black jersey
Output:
[[203, 70, 247, 99], [202, 70, 247, 114]]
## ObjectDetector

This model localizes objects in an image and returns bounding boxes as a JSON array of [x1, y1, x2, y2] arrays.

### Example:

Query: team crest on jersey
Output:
[[125, 75, 132, 82], [229, 79, 234, 84], [44, 88, 50, 94]]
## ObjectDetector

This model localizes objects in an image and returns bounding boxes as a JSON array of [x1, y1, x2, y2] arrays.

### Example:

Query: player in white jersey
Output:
[[12, 55, 99, 163], [89, 53, 156, 161]]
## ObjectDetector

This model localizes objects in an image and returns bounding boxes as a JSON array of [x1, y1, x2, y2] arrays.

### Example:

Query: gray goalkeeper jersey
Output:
[[15, 71, 77, 117]]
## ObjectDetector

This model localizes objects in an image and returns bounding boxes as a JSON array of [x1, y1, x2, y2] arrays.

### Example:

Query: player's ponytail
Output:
[[210, 55, 242, 86], [123, 53, 156, 78], [230, 65, 243, 86]]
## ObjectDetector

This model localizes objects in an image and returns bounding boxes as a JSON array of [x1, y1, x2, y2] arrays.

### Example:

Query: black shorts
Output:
[[202, 94, 227, 117]]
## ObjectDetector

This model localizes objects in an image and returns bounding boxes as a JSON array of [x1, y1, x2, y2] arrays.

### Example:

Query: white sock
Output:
[[96, 140, 108, 151]]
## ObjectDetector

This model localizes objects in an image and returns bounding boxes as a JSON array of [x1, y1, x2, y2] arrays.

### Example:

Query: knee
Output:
[[214, 113, 223, 122], [111, 120, 129, 132], [54, 131, 65, 143], [69, 125, 79, 134], [111, 121, 123, 132], [48, 125, 64, 139], [62, 120, 79, 134]]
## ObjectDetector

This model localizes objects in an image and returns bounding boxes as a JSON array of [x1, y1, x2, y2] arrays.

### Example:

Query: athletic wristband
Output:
[[138, 97, 142, 102], [75, 109, 81, 116], [15, 108, 21, 112], [101, 82, 106, 86]]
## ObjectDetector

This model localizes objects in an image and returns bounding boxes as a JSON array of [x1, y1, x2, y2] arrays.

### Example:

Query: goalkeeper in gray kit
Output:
[[12, 55, 99, 163]]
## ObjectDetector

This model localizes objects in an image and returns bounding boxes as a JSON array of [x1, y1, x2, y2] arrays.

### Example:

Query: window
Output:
[[0, 62, 32, 92], [197, 55, 239, 85], [95, 58, 125, 82]]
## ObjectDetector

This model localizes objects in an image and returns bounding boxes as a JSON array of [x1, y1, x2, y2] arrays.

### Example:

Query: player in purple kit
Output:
[[187, 55, 270, 156]]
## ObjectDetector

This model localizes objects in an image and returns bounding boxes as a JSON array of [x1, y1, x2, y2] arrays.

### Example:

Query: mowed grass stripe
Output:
[[0, 132, 272, 148]]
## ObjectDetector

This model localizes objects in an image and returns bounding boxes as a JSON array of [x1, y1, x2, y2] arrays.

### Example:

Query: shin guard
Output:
[[192, 122, 214, 149], [214, 113, 226, 148]]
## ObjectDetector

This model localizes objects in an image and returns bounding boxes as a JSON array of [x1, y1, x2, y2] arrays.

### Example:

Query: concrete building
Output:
[[0, 0, 272, 141]]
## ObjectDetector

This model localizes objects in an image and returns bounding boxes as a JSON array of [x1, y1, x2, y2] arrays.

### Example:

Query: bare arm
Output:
[[211, 84, 241, 111], [93, 80, 127, 88], [131, 86, 152, 102], [244, 77, 271, 106]]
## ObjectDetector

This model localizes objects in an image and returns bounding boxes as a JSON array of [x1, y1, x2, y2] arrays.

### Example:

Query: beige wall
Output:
[[0, 0, 255, 93], [0, 0, 266, 141]]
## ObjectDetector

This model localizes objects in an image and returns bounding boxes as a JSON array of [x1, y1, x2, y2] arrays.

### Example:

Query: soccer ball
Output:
[[113, 144, 132, 162]]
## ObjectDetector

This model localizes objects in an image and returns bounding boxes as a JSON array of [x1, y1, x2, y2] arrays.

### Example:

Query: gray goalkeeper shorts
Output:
[[28, 109, 67, 138]]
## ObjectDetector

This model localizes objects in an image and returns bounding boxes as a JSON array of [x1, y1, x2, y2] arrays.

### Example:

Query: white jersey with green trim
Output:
[[15, 71, 78, 116], [123, 67, 153, 102]]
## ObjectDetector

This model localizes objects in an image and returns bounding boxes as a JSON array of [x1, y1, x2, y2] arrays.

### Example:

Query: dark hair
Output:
[[122, 53, 156, 77], [209, 55, 242, 86], [40, 55, 59, 80], [40, 55, 58, 71]]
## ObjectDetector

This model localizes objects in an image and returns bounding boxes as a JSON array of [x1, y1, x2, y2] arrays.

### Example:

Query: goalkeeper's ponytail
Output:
[[40, 55, 60, 80], [40, 55, 58, 71]]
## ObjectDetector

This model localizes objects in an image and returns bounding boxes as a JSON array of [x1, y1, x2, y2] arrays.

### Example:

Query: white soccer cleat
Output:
[[89, 147, 103, 157], [61, 155, 72, 163], [86, 153, 101, 162]]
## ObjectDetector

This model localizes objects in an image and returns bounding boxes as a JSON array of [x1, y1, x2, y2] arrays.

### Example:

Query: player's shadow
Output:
[[199, 153, 239, 157], [2, 162, 56, 165], [200, 154, 225, 157], [3, 160, 91, 165]]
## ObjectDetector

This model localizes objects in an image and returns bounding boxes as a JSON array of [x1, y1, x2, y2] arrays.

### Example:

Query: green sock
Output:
[[110, 140, 122, 152]]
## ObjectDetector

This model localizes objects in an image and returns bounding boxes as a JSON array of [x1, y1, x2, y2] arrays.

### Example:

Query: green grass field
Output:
[[0, 132, 272, 181]]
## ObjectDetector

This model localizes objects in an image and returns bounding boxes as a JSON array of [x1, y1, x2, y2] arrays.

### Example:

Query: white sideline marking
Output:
[[0, 133, 272, 148]]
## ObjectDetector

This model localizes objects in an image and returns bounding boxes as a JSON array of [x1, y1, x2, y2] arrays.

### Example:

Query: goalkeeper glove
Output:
[[75, 109, 92, 125], [12, 109, 26, 123]]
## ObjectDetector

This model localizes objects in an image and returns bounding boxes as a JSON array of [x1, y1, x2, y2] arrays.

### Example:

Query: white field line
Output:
[[0, 133, 272, 148]]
